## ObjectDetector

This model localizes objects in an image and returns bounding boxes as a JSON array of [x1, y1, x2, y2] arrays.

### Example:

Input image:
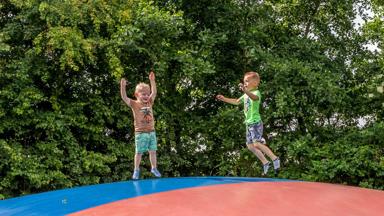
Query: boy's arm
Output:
[[149, 71, 157, 102], [120, 78, 132, 107], [216, 95, 241, 105], [239, 83, 259, 101]]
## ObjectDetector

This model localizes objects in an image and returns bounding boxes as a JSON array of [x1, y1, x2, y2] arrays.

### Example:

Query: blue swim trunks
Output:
[[135, 131, 157, 154], [246, 121, 266, 145]]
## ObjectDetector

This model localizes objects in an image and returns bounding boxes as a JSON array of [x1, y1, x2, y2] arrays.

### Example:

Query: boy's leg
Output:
[[253, 142, 278, 161], [149, 150, 157, 169], [247, 144, 270, 175], [247, 122, 276, 175], [134, 132, 148, 180], [246, 123, 271, 164], [254, 142, 280, 172], [148, 131, 161, 177], [132, 153, 142, 180], [149, 150, 161, 177], [247, 144, 269, 164], [135, 132, 147, 170], [134, 153, 142, 170]]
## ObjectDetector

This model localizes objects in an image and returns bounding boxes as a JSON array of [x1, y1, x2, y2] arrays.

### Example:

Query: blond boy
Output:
[[217, 71, 280, 175], [120, 71, 161, 179]]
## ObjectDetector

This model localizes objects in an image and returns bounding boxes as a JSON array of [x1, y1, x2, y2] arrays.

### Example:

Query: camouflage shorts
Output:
[[246, 122, 266, 145]]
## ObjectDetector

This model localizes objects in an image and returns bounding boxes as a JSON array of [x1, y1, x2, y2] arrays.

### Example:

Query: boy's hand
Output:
[[120, 78, 128, 86], [216, 95, 225, 101], [238, 83, 245, 92], [149, 71, 155, 81]]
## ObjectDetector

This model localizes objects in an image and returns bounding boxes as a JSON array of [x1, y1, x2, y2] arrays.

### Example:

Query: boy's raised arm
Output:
[[239, 83, 259, 101], [120, 78, 132, 107], [149, 71, 157, 102]]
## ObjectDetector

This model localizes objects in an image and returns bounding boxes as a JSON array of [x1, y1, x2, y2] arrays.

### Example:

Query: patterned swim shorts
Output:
[[135, 131, 157, 154]]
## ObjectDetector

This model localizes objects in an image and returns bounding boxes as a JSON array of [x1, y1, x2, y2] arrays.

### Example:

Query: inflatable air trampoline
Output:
[[0, 177, 383, 216]]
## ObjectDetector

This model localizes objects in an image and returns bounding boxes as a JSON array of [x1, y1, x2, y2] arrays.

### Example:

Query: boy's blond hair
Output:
[[244, 71, 260, 80], [135, 82, 150, 93], [244, 71, 260, 85]]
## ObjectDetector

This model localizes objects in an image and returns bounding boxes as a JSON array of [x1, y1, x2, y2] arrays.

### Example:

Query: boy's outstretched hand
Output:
[[149, 71, 155, 81], [216, 95, 224, 101]]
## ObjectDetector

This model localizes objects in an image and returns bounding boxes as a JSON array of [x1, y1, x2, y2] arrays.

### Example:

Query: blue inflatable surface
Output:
[[0, 177, 285, 216]]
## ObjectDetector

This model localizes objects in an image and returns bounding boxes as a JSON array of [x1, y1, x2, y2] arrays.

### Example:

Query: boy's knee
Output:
[[253, 142, 264, 149], [247, 144, 255, 151]]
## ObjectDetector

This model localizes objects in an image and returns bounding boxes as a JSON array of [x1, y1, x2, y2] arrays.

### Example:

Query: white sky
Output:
[[353, 3, 380, 52]]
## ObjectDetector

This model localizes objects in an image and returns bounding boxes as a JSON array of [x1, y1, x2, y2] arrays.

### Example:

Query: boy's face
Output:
[[243, 75, 259, 90], [136, 88, 151, 103]]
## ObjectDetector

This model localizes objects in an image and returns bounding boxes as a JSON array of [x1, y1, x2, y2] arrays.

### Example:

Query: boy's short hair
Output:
[[135, 82, 150, 93], [244, 71, 260, 81], [244, 71, 260, 79]]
